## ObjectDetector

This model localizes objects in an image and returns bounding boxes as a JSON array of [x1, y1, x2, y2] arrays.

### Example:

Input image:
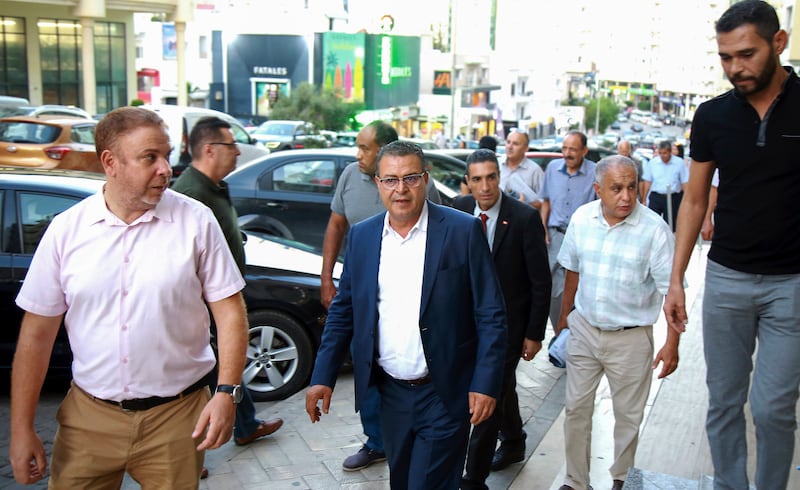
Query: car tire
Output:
[[243, 310, 313, 402]]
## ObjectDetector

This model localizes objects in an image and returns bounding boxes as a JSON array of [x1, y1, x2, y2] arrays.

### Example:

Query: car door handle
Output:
[[264, 201, 287, 209]]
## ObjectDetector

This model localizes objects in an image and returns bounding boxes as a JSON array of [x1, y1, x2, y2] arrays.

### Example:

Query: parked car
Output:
[[333, 131, 358, 147], [0, 103, 92, 120], [400, 137, 438, 150], [631, 123, 645, 133], [426, 148, 563, 172], [0, 116, 102, 173], [227, 147, 462, 250], [250, 120, 328, 152], [0, 168, 341, 401], [141, 104, 269, 179]]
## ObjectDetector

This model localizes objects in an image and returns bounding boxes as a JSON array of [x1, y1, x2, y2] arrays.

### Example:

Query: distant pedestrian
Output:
[[478, 135, 498, 152], [500, 130, 544, 207], [539, 131, 596, 334], [641, 140, 689, 231]]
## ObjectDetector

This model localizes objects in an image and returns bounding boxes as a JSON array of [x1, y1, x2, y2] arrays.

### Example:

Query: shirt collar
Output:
[[591, 199, 642, 228], [558, 158, 588, 176], [87, 186, 175, 226], [473, 193, 502, 220], [382, 201, 429, 239]]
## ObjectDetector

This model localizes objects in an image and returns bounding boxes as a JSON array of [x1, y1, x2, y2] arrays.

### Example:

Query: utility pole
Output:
[[594, 69, 600, 135]]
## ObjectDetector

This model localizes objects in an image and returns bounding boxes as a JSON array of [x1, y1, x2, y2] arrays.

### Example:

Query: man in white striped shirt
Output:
[[554, 155, 681, 490]]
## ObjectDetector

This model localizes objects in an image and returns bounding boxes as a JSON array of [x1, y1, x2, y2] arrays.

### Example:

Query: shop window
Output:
[[94, 21, 126, 114], [0, 16, 28, 99], [38, 18, 81, 107]]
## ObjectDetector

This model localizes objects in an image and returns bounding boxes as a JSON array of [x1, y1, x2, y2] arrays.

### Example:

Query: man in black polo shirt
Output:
[[664, 2, 800, 489]]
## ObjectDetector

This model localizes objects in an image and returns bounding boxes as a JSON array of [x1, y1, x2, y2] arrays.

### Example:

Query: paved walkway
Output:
[[3, 245, 798, 489]]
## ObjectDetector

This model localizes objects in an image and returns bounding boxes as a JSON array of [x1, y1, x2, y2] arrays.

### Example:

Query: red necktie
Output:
[[479, 213, 489, 234]]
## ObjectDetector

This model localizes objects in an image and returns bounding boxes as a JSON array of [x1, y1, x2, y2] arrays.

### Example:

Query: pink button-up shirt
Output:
[[16, 189, 245, 401]]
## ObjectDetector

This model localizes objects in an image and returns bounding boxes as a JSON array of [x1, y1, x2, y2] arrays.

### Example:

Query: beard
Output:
[[729, 49, 779, 97]]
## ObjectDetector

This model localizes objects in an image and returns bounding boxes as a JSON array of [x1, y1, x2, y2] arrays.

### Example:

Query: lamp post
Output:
[[594, 70, 600, 135]]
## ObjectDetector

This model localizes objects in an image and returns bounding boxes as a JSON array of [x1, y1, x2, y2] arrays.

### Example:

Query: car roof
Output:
[[1, 115, 97, 126], [0, 167, 106, 194]]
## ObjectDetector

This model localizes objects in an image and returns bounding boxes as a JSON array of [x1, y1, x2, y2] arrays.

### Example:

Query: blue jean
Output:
[[703, 260, 800, 490], [233, 384, 261, 440]]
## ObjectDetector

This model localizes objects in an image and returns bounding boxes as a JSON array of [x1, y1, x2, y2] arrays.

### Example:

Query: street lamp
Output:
[[594, 69, 600, 135]]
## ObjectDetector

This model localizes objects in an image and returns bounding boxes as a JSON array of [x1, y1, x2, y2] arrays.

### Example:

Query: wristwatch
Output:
[[215, 384, 243, 404]]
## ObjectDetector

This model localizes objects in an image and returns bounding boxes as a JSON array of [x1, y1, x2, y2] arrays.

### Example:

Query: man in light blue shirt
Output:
[[641, 140, 689, 231], [555, 155, 679, 490], [539, 131, 596, 333]]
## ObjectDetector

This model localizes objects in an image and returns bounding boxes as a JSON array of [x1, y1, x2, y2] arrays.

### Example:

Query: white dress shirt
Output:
[[376, 203, 429, 379]]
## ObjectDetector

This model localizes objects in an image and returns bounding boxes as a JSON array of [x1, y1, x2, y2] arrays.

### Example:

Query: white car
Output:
[[141, 105, 270, 179]]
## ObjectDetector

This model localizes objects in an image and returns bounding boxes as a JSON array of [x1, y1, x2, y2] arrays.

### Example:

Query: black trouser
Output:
[[462, 355, 526, 488], [648, 191, 683, 232]]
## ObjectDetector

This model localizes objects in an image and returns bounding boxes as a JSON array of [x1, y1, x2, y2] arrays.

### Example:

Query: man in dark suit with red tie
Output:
[[455, 149, 552, 489]]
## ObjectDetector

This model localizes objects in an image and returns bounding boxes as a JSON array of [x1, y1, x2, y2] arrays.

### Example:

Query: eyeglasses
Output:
[[209, 142, 237, 147], [376, 172, 427, 189]]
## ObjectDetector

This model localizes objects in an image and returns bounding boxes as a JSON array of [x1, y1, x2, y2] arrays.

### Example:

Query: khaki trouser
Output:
[[563, 310, 653, 490], [49, 383, 210, 490]]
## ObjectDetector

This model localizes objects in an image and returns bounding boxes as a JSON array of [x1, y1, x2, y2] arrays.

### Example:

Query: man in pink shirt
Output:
[[9, 107, 248, 488]]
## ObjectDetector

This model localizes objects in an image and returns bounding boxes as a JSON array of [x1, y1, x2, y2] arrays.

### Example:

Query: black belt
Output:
[[549, 225, 568, 234], [95, 371, 213, 411], [651, 191, 683, 196], [385, 371, 432, 387]]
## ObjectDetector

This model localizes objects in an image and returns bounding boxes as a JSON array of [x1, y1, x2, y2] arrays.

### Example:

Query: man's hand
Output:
[[321, 279, 337, 310], [9, 430, 47, 484], [653, 341, 679, 379], [193, 392, 237, 451], [305, 385, 333, 423], [521, 339, 542, 361], [663, 283, 688, 333], [701, 218, 714, 241], [468, 392, 496, 425]]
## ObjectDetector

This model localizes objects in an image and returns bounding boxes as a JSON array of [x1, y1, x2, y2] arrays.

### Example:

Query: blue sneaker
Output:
[[342, 445, 386, 471]]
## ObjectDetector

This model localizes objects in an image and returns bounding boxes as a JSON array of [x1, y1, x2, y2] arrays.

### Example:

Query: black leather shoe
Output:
[[490, 444, 525, 471], [612, 480, 624, 490]]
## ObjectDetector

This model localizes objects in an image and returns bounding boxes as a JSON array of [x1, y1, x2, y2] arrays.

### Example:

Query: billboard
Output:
[[364, 34, 420, 110], [320, 32, 365, 103]]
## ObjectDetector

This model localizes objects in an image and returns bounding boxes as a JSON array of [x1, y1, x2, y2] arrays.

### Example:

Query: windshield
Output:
[[253, 123, 296, 137]]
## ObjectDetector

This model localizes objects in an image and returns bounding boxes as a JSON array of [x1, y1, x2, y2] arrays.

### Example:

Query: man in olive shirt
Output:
[[173, 117, 283, 469]]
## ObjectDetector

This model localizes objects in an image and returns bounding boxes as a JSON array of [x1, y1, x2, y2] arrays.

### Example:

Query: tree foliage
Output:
[[583, 96, 620, 133], [269, 82, 362, 131]]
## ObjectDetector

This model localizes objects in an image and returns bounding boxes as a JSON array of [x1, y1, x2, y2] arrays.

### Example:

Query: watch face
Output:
[[231, 385, 243, 404]]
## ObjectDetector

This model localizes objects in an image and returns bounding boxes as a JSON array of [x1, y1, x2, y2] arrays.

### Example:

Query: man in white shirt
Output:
[[306, 141, 507, 489], [500, 130, 544, 207], [555, 156, 680, 490]]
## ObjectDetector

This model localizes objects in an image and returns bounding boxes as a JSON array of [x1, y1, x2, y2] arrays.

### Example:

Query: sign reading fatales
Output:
[[253, 66, 289, 76]]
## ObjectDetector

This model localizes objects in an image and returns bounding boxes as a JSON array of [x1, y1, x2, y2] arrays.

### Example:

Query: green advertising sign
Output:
[[365, 34, 420, 110]]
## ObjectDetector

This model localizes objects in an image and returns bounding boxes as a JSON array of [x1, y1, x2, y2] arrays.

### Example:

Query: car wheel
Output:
[[243, 310, 313, 402]]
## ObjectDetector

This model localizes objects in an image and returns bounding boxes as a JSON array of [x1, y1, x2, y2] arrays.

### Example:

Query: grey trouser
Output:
[[547, 227, 566, 332], [703, 259, 800, 490]]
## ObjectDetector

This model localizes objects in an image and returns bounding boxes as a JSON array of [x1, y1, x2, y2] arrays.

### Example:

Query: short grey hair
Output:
[[595, 155, 639, 185]]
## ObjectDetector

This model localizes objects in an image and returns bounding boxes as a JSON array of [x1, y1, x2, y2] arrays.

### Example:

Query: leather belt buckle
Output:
[[403, 374, 432, 386]]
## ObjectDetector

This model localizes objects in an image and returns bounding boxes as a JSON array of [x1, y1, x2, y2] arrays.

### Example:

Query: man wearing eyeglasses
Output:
[[173, 118, 284, 477], [307, 141, 507, 489], [320, 121, 440, 472]]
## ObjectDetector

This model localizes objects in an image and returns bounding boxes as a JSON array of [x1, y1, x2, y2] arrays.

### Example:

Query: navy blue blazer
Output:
[[310, 202, 508, 420]]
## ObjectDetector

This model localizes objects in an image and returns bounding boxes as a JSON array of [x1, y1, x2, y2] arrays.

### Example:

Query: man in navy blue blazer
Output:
[[305, 141, 508, 489]]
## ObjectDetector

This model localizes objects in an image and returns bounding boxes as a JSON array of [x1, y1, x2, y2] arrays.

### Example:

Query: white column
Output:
[[175, 22, 187, 106], [171, 0, 193, 107], [73, 0, 105, 115], [80, 17, 96, 115]]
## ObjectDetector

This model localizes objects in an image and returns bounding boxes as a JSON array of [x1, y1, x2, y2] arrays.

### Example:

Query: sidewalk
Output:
[[5, 244, 798, 489]]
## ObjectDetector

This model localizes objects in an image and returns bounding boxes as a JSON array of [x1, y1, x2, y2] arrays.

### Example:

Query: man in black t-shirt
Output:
[[664, 2, 800, 489]]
